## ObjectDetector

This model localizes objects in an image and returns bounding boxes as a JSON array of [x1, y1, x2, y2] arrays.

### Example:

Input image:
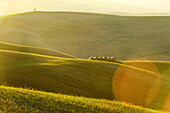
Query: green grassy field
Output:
[[0, 12, 169, 112], [0, 42, 169, 112], [0, 86, 162, 113], [0, 11, 170, 60], [0, 41, 75, 58]]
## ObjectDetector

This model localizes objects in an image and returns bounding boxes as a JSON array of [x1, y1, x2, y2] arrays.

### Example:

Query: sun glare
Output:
[[0, 0, 8, 15], [0, 0, 170, 15], [113, 59, 161, 106]]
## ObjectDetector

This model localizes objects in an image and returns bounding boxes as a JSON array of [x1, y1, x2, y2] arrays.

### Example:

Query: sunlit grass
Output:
[[0, 46, 169, 112], [0, 85, 163, 113], [0, 12, 169, 112], [0, 12, 169, 60], [0, 41, 75, 58]]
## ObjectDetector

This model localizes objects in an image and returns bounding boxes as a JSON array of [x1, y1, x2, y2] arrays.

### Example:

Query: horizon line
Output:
[[1, 10, 170, 17]]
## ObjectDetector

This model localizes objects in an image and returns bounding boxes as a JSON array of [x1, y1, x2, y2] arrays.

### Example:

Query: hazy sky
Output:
[[0, 0, 170, 15]]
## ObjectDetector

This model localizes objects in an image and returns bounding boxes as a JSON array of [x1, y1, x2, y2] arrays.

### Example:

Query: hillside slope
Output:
[[0, 49, 117, 100], [0, 86, 162, 113], [0, 41, 75, 58], [0, 47, 169, 112], [0, 12, 170, 60]]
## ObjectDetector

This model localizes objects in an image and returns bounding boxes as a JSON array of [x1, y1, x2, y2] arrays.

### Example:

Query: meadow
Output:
[[0, 12, 169, 112], [0, 42, 169, 112], [0, 86, 162, 113], [0, 12, 170, 60]]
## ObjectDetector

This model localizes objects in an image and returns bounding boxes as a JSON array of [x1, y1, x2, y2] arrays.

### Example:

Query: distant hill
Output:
[[0, 11, 169, 60], [138, 13, 170, 16], [110, 12, 170, 16]]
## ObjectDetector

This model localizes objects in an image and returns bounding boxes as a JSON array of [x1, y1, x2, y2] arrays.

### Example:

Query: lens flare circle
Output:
[[113, 60, 161, 106]]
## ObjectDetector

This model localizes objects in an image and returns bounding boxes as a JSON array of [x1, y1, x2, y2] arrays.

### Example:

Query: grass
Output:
[[0, 11, 170, 60], [0, 43, 169, 112], [0, 41, 75, 58], [0, 85, 163, 113], [0, 49, 118, 100], [0, 12, 169, 112]]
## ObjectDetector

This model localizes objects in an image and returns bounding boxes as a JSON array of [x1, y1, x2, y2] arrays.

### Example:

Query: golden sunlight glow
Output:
[[0, 0, 170, 15], [0, 0, 8, 15], [163, 91, 170, 112], [113, 59, 161, 106]]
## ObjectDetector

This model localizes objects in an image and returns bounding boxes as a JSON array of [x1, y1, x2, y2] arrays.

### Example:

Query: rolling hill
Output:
[[0, 11, 170, 60], [0, 41, 75, 58], [0, 12, 169, 112], [0, 42, 169, 112], [0, 86, 162, 113]]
